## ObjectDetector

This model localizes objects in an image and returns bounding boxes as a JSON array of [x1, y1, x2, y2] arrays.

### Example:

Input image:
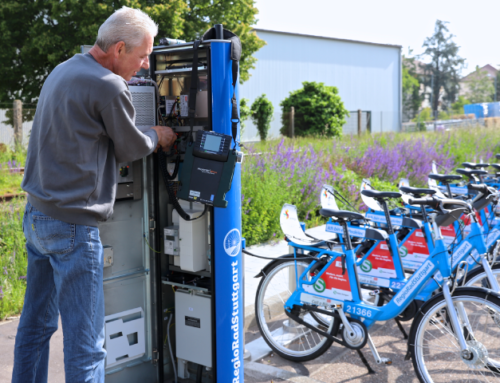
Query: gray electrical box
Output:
[[175, 290, 212, 368]]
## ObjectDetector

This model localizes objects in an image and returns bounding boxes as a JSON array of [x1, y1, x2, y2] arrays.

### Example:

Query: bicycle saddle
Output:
[[496, 154, 500, 160], [319, 209, 364, 221], [403, 217, 423, 229], [428, 173, 462, 183], [361, 189, 401, 199], [490, 164, 500, 171], [462, 162, 490, 169], [456, 168, 488, 178], [365, 227, 388, 241], [399, 186, 436, 197]]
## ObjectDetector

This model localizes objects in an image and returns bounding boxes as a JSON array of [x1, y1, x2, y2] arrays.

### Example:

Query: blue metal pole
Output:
[[210, 41, 244, 383]]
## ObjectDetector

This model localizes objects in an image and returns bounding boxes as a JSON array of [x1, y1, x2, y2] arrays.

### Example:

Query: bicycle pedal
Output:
[[381, 358, 392, 365]]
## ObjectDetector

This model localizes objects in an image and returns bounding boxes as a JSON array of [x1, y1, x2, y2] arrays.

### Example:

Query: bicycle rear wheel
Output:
[[464, 263, 500, 291], [409, 287, 500, 382], [255, 259, 336, 361]]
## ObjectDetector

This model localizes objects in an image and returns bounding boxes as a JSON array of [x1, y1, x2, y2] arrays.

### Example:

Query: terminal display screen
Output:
[[203, 135, 223, 152], [193, 131, 231, 162]]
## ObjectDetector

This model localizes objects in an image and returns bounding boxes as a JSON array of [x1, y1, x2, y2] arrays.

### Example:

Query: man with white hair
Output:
[[13, 7, 174, 382]]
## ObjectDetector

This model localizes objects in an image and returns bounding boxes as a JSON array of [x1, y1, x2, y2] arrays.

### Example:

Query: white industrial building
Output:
[[240, 29, 402, 141]]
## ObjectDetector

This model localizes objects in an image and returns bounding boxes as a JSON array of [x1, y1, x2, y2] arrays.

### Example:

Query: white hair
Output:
[[96, 6, 158, 52]]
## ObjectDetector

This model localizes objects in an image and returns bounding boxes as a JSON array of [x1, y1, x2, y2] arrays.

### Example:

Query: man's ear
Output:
[[113, 41, 126, 58]]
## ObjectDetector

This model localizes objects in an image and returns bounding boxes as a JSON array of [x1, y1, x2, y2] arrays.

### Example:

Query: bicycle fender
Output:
[[254, 253, 313, 278]]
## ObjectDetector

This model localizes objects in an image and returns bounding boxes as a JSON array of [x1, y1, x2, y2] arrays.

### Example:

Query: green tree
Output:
[[0, 0, 265, 105], [402, 53, 424, 120], [280, 81, 349, 138], [250, 94, 274, 141], [464, 66, 494, 104], [239, 98, 251, 137], [420, 20, 465, 113], [181, 0, 265, 83], [451, 95, 470, 115], [495, 70, 500, 102]]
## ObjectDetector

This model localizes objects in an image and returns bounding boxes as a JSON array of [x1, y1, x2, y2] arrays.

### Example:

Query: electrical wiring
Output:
[[167, 314, 177, 383], [143, 233, 162, 254]]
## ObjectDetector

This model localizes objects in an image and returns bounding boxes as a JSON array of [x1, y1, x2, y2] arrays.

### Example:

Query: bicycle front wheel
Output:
[[409, 287, 500, 382], [255, 259, 336, 361]]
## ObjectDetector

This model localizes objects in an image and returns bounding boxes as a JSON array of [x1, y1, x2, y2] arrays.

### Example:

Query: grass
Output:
[[0, 143, 26, 196], [1, 126, 500, 317], [0, 197, 27, 320], [0, 144, 27, 319]]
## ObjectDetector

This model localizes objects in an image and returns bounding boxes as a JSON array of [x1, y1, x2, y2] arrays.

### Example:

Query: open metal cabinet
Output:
[[99, 33, 243, 383], [98, 155, 161, 383]]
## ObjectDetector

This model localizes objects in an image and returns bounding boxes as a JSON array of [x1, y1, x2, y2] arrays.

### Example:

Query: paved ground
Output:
[[0, 317, 416, 383], [244, 320, 418, 383], [0, 225, 421, 382], [0, 317, 64, 383]]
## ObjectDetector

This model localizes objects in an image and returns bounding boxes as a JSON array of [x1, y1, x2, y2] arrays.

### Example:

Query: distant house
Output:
[[459, 64, 498, 98]]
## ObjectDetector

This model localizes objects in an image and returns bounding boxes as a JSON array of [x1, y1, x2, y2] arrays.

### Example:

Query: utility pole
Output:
[[357, 109, 362, 136], [289, 106, 295, 138], [13, 100, 22, 147], [495, 75, 498, 102]]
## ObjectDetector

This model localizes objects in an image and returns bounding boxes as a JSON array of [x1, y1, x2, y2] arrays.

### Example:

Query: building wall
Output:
[[240, 29, 401, 141]]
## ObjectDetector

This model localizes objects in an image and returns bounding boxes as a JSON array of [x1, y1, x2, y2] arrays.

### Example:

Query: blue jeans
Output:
[[12, 202, 106, 383]]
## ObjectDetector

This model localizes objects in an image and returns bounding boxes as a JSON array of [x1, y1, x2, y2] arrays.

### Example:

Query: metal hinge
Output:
[[152, 349, 159, 365], [149, 218, 156, 231]]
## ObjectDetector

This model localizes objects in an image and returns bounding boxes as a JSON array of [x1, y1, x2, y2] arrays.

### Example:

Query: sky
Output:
[[253, 0, 500, 76]]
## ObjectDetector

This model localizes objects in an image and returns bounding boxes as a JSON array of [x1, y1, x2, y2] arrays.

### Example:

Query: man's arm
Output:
[[101, 90, 175, 162], [151, 126, 177, 151]]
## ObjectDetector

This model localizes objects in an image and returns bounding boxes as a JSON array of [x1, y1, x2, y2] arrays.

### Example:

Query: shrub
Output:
[[413, 107, 432, 122], [280, 81, 349, 138], [452, 96, 470, 115], [239, 98, 251, 137], [250, 95, 274, 141], [241, 140, 342, 244]]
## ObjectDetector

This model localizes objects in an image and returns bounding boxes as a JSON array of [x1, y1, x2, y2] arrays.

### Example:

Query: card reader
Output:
[[177, 130, 242, 208]]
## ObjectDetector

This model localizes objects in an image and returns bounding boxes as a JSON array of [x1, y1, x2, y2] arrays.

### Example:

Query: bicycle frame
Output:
[[329, 205, 500, 295], [284, 222, 461, 330]]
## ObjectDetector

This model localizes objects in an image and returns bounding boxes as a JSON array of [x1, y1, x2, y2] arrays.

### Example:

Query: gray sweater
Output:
[[22, 53, 158, 226]]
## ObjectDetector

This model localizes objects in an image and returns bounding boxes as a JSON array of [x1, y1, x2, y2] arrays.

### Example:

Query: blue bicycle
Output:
[[254, 198, 500, 382]]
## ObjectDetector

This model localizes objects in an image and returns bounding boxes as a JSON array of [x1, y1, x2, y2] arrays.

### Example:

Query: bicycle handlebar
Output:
[[408, 198, 442, 210], [438, 198, 473, 210], [468, 184, 489, 193], [409, 197, 472, 212]]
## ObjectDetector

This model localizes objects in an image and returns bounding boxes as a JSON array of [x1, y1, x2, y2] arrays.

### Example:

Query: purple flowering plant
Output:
[[241, 128, 500, 244]]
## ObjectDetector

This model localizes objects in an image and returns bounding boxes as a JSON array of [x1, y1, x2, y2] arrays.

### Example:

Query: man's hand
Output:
[[151, 126, 177, 152]]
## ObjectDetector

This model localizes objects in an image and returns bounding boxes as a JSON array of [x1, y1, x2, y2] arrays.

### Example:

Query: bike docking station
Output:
[[241, 154, 500, 382], [94, 25, 245, 382]]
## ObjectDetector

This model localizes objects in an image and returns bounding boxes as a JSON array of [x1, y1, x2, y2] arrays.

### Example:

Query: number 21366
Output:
[[345, 305, 372, 318]]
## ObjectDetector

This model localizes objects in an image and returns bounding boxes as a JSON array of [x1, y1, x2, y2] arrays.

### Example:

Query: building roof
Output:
[[461, 64, 498, 82], [253, 28, 402, 50]]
